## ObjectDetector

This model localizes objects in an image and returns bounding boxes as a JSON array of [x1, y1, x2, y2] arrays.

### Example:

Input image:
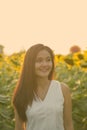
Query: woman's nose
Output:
[[42, 60, 48, 66]]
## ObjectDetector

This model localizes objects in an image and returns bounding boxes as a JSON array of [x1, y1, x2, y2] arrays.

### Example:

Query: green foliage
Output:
[[0, 53, 21, 130], [55, 63, 87, 130], [0, 50, 87, 130]]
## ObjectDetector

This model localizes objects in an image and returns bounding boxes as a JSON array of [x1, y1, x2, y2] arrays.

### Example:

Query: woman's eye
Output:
[[46, 58, 51, 62], [36, 57, 52, 63]]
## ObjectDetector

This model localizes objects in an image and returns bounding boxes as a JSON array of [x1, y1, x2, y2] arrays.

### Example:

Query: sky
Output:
[[0, 0, 87, 55]]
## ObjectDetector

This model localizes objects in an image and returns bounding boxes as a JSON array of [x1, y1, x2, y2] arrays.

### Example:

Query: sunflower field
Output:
[[0, 50, 87, 130]]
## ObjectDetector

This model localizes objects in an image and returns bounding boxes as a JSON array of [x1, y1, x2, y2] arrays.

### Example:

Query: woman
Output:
[[13, 44, 74, 130]]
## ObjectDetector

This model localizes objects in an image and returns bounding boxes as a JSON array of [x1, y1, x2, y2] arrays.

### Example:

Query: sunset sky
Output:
[[0, 0, 87, 55]]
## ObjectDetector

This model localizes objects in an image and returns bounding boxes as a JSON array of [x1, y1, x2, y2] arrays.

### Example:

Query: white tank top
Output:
[[26, 80, 64, 130]]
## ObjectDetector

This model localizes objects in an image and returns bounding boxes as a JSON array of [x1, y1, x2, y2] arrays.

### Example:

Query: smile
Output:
[[39, 69, 50, 72]]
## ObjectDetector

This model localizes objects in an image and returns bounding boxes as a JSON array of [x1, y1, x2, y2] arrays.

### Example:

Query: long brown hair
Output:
[[12, 44, 55, 121]]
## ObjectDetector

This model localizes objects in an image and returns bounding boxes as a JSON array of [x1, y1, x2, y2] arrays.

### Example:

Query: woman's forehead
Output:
[[36, 49, 51, 58]]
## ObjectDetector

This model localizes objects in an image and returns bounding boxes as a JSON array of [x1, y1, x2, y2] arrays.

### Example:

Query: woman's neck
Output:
[[36, 77, 50, 89]]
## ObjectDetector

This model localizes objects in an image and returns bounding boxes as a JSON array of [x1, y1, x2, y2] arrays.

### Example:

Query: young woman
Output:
[[13, 44, 74, 130]]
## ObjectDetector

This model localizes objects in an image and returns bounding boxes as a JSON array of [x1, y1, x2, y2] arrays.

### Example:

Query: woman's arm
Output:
[[61, 83, 74, 130], [14, 109, 26, 130]]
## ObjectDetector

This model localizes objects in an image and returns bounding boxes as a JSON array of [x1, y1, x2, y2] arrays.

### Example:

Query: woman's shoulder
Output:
[[51, 80, 67, 87], [60, 82, 71, 99], [51, 80, 65, 91], [52, 80, 71, 96], [60, 82, 70, 91], [51, 79, 60, 85]]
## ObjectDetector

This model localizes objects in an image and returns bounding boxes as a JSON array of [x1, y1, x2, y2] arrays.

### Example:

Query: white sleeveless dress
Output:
[[26, 80, 64, 130]]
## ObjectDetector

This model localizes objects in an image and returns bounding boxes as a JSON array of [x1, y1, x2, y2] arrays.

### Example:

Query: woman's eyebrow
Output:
[[37, 56, 51, 59]]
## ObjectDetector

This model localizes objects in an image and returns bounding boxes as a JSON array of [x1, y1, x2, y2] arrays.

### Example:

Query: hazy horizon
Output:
[[1, 42, 87, 55]]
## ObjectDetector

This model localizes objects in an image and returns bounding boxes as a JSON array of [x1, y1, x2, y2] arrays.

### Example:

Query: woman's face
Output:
[[35, 49, 53, 78]]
